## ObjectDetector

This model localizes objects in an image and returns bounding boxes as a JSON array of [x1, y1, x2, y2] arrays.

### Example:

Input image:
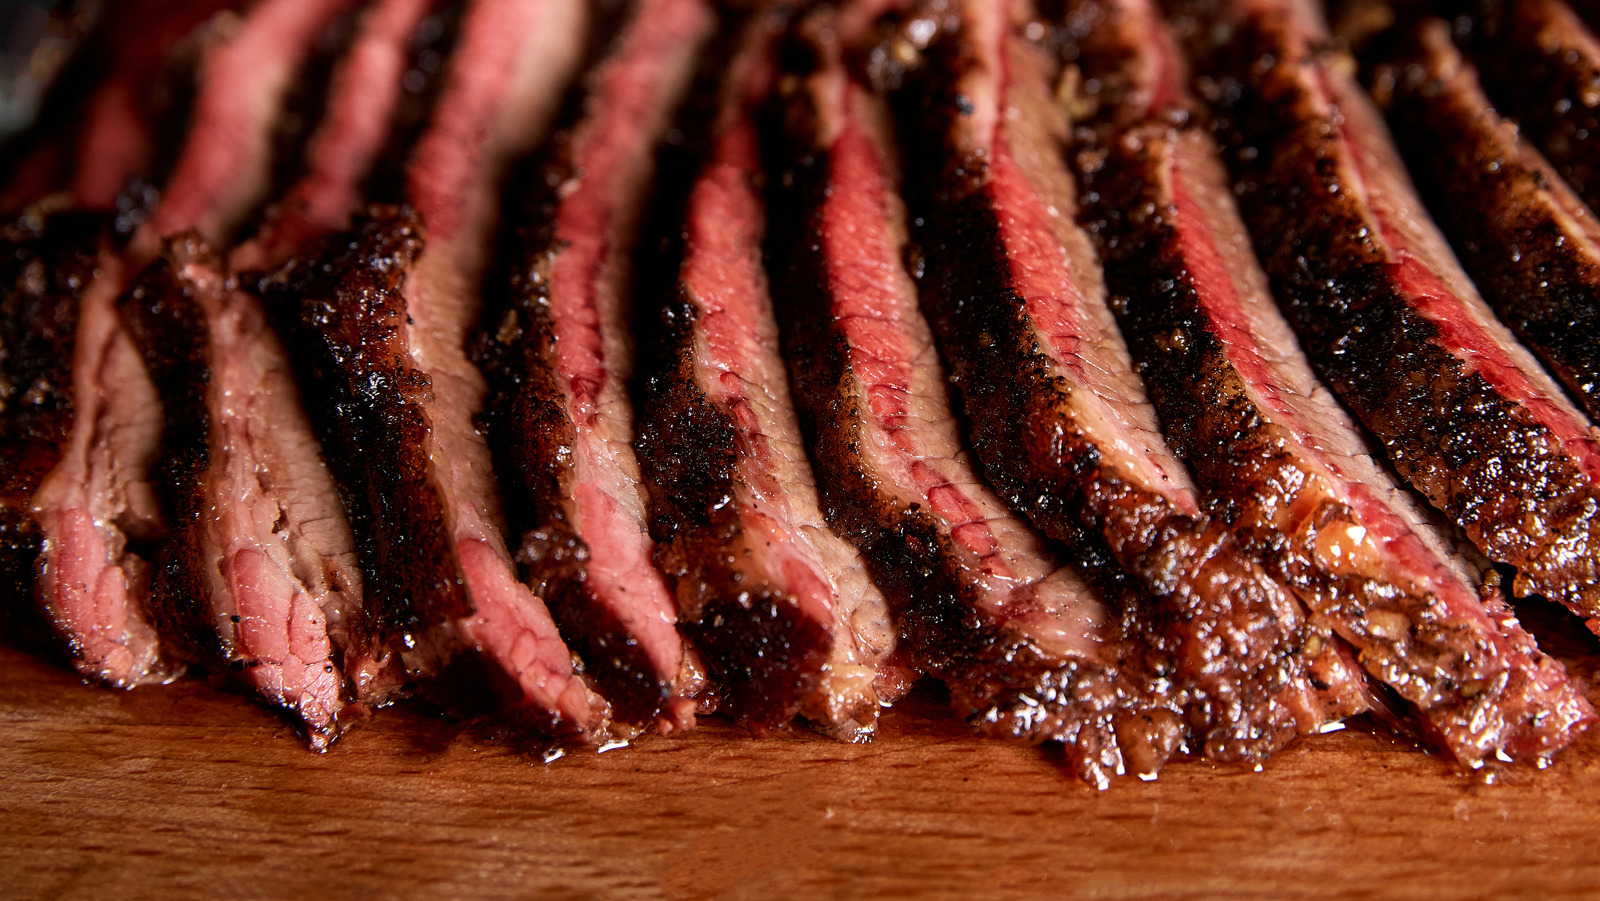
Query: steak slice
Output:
[[1072, 0, 1594, 766], [476, 0, 715, 729], [132, 0, 364, 260], [1467, 0, 1600, 219], [1382, 19, 1600, 426], [765, 18, 1179, 786], [1193, 0, 1600, 630], [634, 7, 905, 739], [882, 0, 1366, 763], [271, 0, 607, 737]]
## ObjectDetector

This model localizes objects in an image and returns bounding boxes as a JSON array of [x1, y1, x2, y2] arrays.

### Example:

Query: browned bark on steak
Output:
[[879, 0, 1366, 763], [1071, 0, 1594, 766], [766, 14, 1194, 786], [1381, 18, 1600, 425], [475, 0, 714, 729], [1190, 0, 1600, 631], [1467, 0, 1600, 219], [633, 6, 906, 738]]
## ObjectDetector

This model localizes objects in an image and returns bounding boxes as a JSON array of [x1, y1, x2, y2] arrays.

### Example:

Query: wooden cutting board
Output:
[[6, 599, 1600, 900]]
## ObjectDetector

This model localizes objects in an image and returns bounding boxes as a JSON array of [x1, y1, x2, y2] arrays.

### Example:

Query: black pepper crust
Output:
[[0, 210, 98, 652], [1197, 7, 1600, 622]]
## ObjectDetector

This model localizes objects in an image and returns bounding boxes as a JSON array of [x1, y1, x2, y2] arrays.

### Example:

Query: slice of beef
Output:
[[881, 0, 1366, 763], [270, 0, 608, 737], [1071, 0, 1594, 766], [634, 7, 906, 739], [121, 231, 392, 748], [360, 0, 467, 206], [0, 210, 99, 647], [765, 18, 1181, 786], [1382, 19, 1600, 425], [1467, 0, 1600, 219], [132, 0, 364, 260], [1192, 0, 1600, 631], [26, 243, 173, 687], [247, 0, 438, 267], [476, 0, 715, 729]]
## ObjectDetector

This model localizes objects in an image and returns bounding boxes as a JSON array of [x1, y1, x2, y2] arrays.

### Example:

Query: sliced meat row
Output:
[[474, 0, 715, 730], [633, 6, 905, 739], [881, 0, 1368, 763], [1188, 0, 1600, 633], [1069, 0, 1593, 766]]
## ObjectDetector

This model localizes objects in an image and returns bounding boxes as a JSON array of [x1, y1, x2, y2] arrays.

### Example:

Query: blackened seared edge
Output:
[[117, 236, 222, 665], [260, 206, 469, 692], [0, 211, 98, 648], [1383, 23, 1600, 422], [1203, 17, 1600, 612], [760, 65, 1125, 757]]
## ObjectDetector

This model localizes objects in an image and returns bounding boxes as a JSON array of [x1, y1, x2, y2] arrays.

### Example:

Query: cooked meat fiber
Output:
[[132, 0, 363, 260], [1071, 0, 1593, 765], [765, 20, 1171, 786], [272, 0, 609, 736], [1467, 0, 1600, 220], [633, 9, 903, 738], [476, 0, 714, 728], [1193, 0, 1600, 630], [885, 0, 1366, 762], [1382, 19, 1600, 425]]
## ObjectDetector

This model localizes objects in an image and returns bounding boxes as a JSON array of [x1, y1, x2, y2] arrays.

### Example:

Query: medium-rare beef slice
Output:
[[0, 210, 98, 646], [765, 16, 1180, 786], [633, 7, 905, 738], [1467, 0, 1600, 219], [1192, 0, 1600, 629], [263, 209, 606, 736], [880, 0, 1366, 763], [131, 0, 364, 261], [475, 0, 714, 728], [1381, 19, 1600, 425], [270, 0, 608, 736], [1070, 0, 1593, 765]]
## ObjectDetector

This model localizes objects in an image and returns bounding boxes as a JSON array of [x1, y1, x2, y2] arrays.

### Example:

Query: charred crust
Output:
[[260, 206, 472, 673]]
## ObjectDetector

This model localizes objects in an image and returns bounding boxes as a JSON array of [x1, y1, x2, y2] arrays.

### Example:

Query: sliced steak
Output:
[[1467, 0, 1600, 218], [1193, 0, 1600, 630], [882, 0, 1366, 762], [1382, 19, 1600, 425], [133, 0, 363, 259], [766, 18, 1177, 786], [270, 0, 607, 737], [634, 8, 904, 739], [476, 0, 714, 729], [1072, 0, 1593, 766]]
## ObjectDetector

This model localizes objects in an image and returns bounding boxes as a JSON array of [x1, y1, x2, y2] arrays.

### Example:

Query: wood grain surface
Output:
[[6, 599, 1600, 900]]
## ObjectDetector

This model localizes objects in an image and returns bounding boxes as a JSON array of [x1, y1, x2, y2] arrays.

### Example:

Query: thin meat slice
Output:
[[1382, 19, 1600, 425], [1192, 0, 1600, 630], [476, 0, 714, 728], [132, 0, 364, 260], [883, 0, 1367, 762], [634, 8, 904, 739], [1072, 0, 1593, 766], [766, 19, 1176, 786], [1467, 0, 1600, 219], [271, 0, 607, 737]]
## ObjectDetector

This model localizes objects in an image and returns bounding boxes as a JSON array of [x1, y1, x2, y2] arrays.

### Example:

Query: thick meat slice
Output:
[[271, 0, 606, 737], [1382, 19, 1600, 425], [1193, 0, 1600, 629], [633, 9, 904, 739], [1467, 0, 1600, 218], [475, 0, 713, 728], [766, 20, 1179, 786], [1072, 0, 1593, 766], [884, 0, 1366, 762]]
